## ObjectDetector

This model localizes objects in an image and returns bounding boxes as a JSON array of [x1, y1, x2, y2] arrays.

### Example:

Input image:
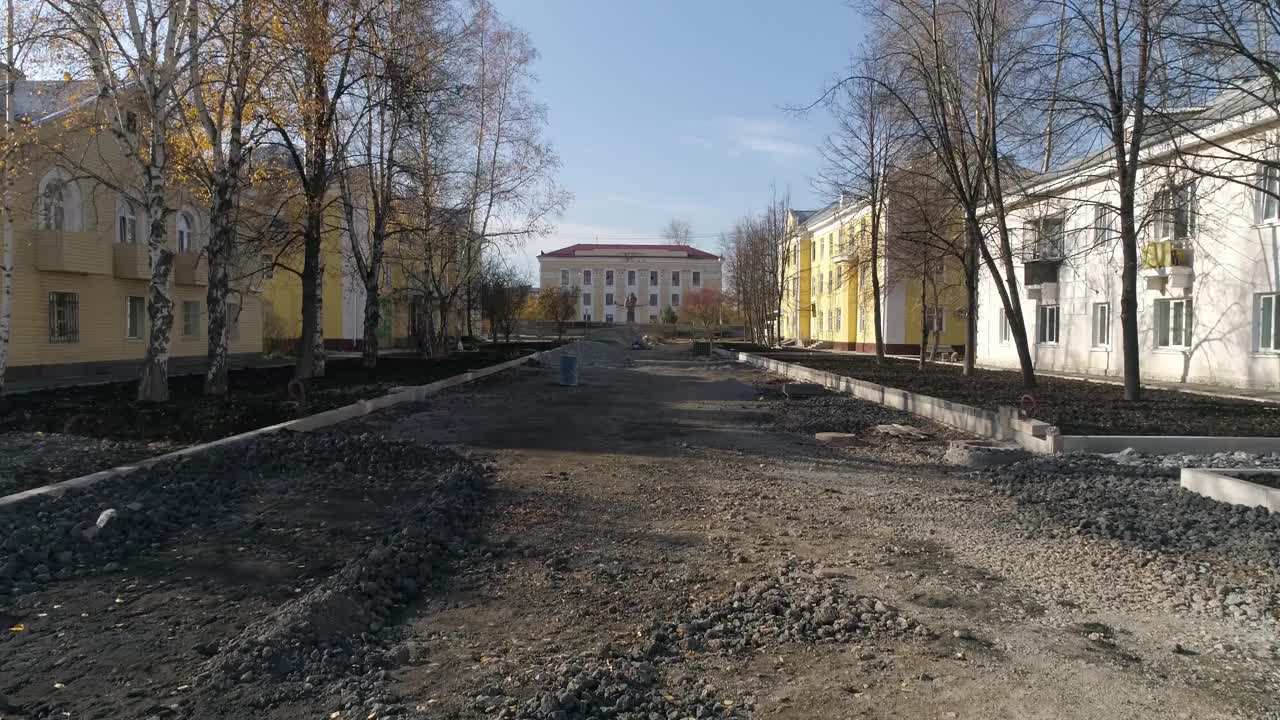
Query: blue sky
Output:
[[493, 0, 866, 276]]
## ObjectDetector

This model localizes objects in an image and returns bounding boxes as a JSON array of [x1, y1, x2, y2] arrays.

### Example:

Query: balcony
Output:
[[174, 251, 207, 286], [1141, 239, 1194, 290], [113, 242, 151, 280], [34, 230, 110, 275], [1023, 258, 1061, 301]]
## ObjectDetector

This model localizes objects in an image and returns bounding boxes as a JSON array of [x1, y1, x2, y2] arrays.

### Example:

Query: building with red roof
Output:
[[537, 243, 722, 323]]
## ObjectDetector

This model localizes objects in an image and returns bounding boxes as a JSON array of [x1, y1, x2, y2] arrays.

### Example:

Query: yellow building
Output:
[[778, 196, 968, 353], [1, 78, 263, 383]]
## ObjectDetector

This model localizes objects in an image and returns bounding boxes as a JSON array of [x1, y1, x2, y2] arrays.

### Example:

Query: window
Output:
[[1261, 165, 1280, 223], [671, 293, 680, 307], [41, 180, 65, 230], [648, 293, 658, 307], [1260, 294, 1280, 351], [692, 271, 701, 287], [583, 311, 592, 322], [605, 270, 614, 286], [228, 303, 241, 342], [1037, 304, 1060, 344], [177, 212, 193, 252], [606, 314, 614, 323], [672, 271, 681, 286], [925, 307, 945, 335], [1153, 181, 1197, 242], [124, 111, 138, 133], [811, 240, 816, 261], [560, 269, 570, 287], [126, 296, 145, 339], [627, 270, 636, 286], [261, 254, 274, 279], [183, 301, 200, 338], [48, 292, 79, 343], [649, 270, 658, 285], [817, 273, 823, 295], [834, 270, 841, 291], [1092, 302, 1111, 347], [582, 292, 591, 307], [827, 270, 833, 293], [117, 200, 137, 244], [999, 310, 1012, 344], [605, 292, 614, 305], [1094, 205, 1116, 245], [1155, 298, 1191, 348], [1026, 215, 1065, 260], [582, 269, 592, 285], [835, 308, 842, 331]]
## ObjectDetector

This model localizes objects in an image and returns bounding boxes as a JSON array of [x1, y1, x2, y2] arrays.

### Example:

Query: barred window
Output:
[[48, 292, 79, 343]]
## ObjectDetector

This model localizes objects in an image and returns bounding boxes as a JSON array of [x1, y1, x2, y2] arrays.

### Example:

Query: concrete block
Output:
[[815, 432, 861, 447], [1180, 467, 1280, 511]]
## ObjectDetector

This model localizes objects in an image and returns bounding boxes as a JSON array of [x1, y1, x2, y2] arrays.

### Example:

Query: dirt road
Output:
[[3, 333, 1277, 719], [349, 337, 1277, 719]]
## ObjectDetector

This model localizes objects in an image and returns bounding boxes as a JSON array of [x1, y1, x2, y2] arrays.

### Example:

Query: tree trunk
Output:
[[1119, 194, 1141, 400], [871, 232, 884, 363], [963, 218, 980, 377], [138, 176, 175, 402], [203, 182, 234, 395], [361, 275, 380, 370], [296, 205, 326, 379], [918, 275, 927, 369], [0, 11, 14, 395]]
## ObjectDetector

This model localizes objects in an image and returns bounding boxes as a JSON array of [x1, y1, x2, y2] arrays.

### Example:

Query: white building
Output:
[[537, 244, 722, 324], [977, 88, 1280, 390]]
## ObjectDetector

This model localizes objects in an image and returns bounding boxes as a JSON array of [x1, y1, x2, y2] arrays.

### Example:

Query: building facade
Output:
[[976, 88, 1280, 390], [779, 197, 968, 353], [1, 77, 263, 382], [537, 244, 722, 323]]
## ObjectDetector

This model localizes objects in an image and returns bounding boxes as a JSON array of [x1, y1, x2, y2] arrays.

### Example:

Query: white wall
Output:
[[978, 138, 1280, 390]]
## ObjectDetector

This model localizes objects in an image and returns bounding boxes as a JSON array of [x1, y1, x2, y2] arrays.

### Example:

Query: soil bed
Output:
[[764, 353, 1280, 436], [0, 342, 556, 495]]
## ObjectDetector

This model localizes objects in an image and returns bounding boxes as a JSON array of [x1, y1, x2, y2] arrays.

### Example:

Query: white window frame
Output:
[[925, 307, 945, 335], [649, 270, 658, 286], [671, 271, 681, 287], [605, 269, 614, 286], [1094, 205, 1116, 246], [117, 199, 138, 244], [177, 212, 194, 252], [605, 292, 614, 306], [228, 303, 241, 341], [1153, 181, 1197, 244], [582, 292, 591, 307], [835, 307, 841, 332], [1154, 297, 1191, 349], [1091, 302, 1111, 348], [648, 293, 658, 307], [183, 301, 200, 338], [40, 178, 66, 231], [583, 269, 592, 285], [1036, 304, 1060, 345], [1259, 293, 1280, 352], [560, 269, 569, 287], [1261, 164, 1280, 224], [605, 313, 614, 324], [126, 296, 145, 339], [691, 271, 700, 287], [999, 310, 1011, 345], [671, 293, 680, 307], [627, 269, 636, 286], [1027, 215, 1065, 260]]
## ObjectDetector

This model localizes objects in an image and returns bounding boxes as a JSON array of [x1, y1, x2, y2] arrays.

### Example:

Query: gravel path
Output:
[[2, 334, 1277, 719], [0, 431, 170, 497]]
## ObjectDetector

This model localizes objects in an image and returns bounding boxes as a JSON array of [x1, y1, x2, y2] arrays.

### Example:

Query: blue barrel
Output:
[[559, 354, 579, 386]]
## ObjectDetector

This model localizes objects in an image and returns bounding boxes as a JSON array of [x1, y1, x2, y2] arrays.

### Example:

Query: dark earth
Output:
[[746, 350, 1280, 436]]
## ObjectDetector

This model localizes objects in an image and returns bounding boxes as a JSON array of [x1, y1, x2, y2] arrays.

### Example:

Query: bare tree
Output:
[[535, 284, 576, 341], [477, 259, 528, 343], [183, 0, 267, 395], [661, 218, 693, 245], [50, 0, 196, 401]]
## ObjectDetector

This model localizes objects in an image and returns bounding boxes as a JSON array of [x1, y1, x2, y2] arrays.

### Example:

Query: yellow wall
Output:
[[779, 214, 812, 341], [1, 118, 263, 370], [258, 208, 346, 345]]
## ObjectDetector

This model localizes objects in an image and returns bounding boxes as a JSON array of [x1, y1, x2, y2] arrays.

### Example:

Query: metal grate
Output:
[[48, 292, 79, 343]]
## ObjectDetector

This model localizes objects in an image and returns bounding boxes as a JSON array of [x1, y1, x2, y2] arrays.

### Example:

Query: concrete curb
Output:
[[717, 349, 1280, 455], [0, 351, 547, 509], [1180, 467, 1280, 511]]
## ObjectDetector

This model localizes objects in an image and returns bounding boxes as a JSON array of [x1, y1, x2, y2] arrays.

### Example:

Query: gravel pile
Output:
[[986, 452, 1280, 619], [0, 432, 468, 603], [765, 395, 919, 435], [500, 577, 928, 720], [201, 462, 490, 694], [0, 431, 167, 497]]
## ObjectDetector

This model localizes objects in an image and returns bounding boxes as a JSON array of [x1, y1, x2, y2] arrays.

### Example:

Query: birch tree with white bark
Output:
[[49, 0, 194, 401]]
